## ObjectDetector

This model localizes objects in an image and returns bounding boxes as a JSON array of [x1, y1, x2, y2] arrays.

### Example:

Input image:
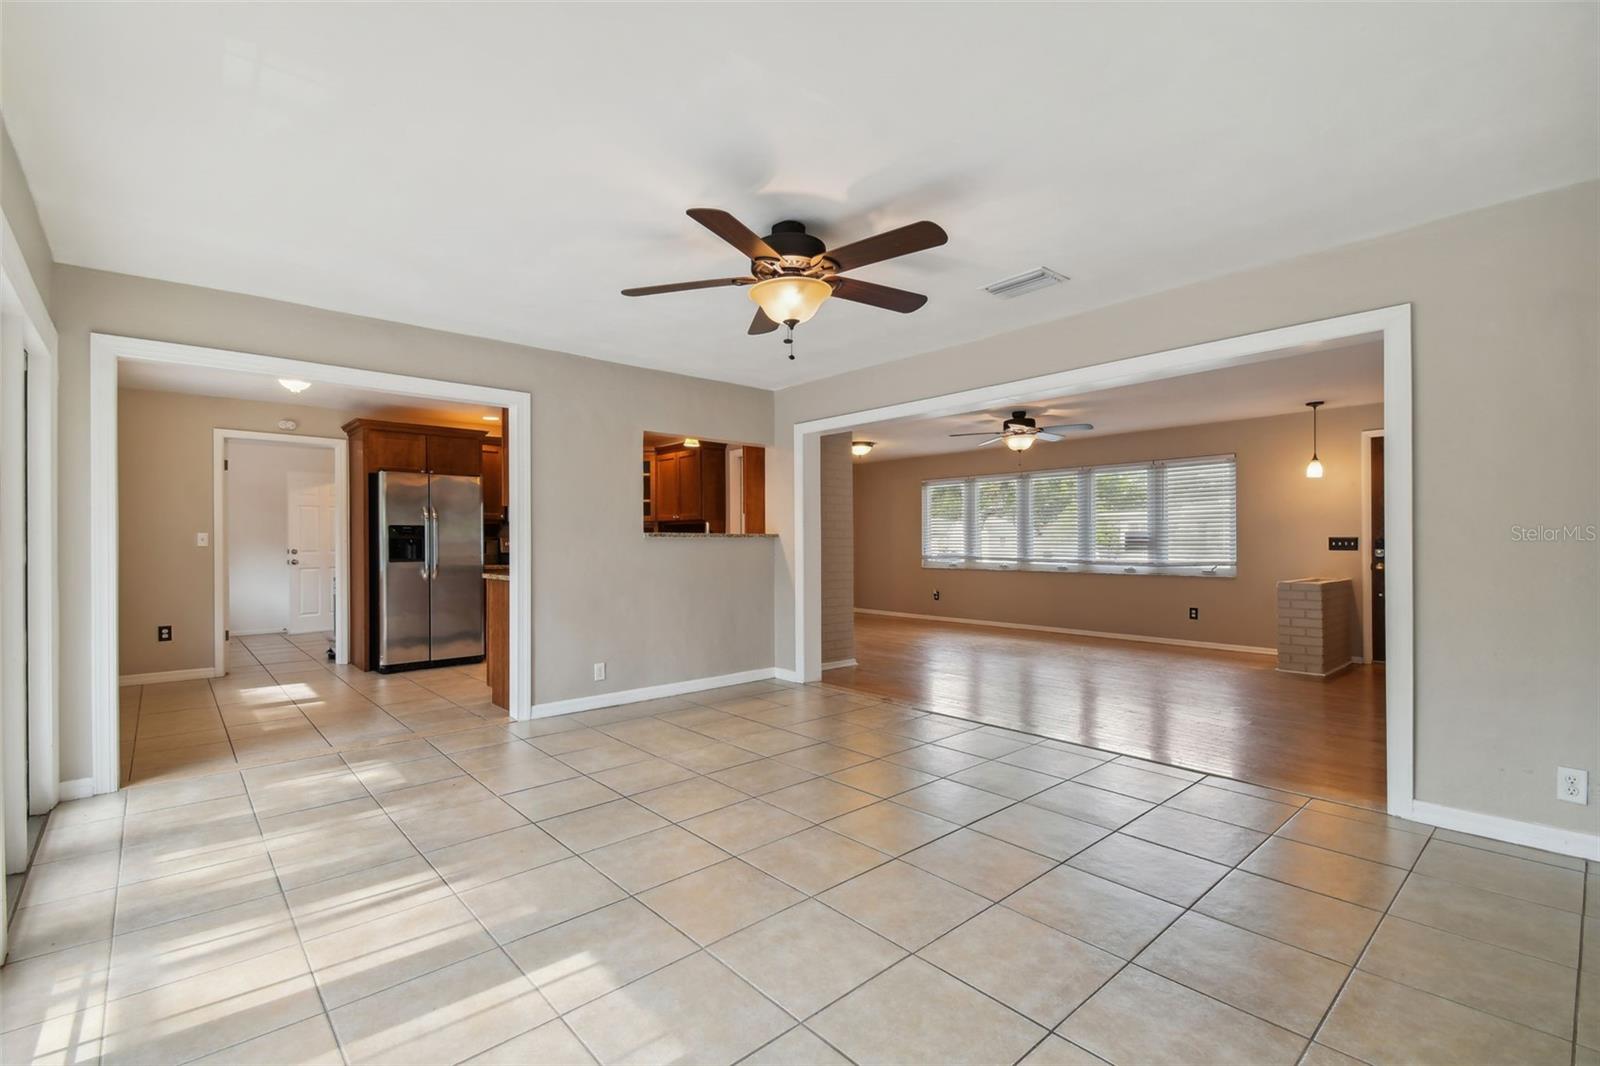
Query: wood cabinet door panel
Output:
[[366, 430, 426, 472], [427, 434, 483, 476], [482, 443, 504, 520]]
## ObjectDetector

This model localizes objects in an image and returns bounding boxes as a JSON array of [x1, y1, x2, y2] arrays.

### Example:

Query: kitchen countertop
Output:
[[644, 532, 778, 539], [483, 564, 509, 581]]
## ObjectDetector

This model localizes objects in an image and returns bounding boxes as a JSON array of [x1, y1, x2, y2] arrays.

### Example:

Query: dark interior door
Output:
[[1371, 435, 1386, 662]]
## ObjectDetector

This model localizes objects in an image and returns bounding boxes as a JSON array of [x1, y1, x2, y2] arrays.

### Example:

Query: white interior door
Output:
[[287, 472, 336, 634]]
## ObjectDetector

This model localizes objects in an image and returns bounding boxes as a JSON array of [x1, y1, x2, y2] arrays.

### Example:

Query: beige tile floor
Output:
[[2, 635, 1595, 1064]]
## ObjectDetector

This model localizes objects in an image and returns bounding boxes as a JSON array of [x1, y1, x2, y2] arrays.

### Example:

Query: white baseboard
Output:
[[57, 777, 96, 802], [773, 668, 805, 684], [529, 667, 784, 719], [854, 608, 1276, 656], [1408, 799, 1600, 862], [822, 658, 858, 671], [118, 667, 221, 686]]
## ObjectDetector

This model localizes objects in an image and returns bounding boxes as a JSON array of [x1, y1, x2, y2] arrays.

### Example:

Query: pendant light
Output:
[[1304, 401, 1325, 479]]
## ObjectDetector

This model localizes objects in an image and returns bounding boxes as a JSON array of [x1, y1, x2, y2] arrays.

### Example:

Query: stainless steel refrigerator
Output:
[[375, 470, 484, 670]]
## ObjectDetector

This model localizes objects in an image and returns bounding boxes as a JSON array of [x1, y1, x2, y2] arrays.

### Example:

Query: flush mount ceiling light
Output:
[[278, 378, 311, 394], [682, 437, 701, 448], [481, 414, 500, 422], [622, 210, 946, 360], [850, 440, 876, 458], [1305, 400, 1325, 478]]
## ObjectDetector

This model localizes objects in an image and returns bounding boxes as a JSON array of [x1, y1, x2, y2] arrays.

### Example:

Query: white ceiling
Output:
[[852, 340, 1382, 461], [119, 359, 502, 426], [4, 4, 1595, 389]]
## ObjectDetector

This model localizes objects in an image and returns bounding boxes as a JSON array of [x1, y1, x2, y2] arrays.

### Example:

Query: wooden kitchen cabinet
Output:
[[343, 418, 489, 670], [482, 438, 505, 522], [651, 442, 726, 531]]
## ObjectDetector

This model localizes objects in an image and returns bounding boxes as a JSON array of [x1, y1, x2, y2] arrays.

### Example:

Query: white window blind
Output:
[[973, 476, 1021, 561], [921, 480, 969, 560], [921, 455, 1237, 576]]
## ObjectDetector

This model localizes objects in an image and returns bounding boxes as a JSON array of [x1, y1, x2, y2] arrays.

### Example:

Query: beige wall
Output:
[[820, 432, 855, 665], [56, 266, 777, 782], [775, 181, 1599, 834], [1, 116, 54, 310], [117, 389, 354, 676], [852, 405, 1381, 651]]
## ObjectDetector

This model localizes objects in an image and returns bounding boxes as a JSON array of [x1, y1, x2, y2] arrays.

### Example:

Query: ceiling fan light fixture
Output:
[[749, 276, 831, 326], [1005, 434, 1036, 452], [850, 440, 875, 458]]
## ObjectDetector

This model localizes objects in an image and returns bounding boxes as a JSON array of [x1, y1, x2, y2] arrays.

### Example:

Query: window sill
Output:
[[921, 560, 1236, 578]]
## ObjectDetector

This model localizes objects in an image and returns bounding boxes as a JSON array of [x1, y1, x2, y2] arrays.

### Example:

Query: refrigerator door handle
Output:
[[421, 505, 432, 581], [430, 507, 441, 580]]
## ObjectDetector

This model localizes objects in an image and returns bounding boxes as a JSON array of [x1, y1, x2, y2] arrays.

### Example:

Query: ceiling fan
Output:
[[950, 410, 1094, 452], [622, 208, 947, 357]]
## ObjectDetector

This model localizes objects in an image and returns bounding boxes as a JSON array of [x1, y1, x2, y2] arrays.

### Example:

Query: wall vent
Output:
[[984, 267, 1069, 299]]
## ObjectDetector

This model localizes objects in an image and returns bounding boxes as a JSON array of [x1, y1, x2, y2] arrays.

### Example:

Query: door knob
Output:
[[290, 548, 299, 555], [289, 559, 299, 566]]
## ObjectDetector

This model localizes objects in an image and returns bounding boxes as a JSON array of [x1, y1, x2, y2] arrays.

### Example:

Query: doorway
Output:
[[218, 435, 342, 654], [1363, 429, 1387, 664]]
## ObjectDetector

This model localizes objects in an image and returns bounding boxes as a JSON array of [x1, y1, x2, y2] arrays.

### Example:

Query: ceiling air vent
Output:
[[984, 267, 1069, 300]]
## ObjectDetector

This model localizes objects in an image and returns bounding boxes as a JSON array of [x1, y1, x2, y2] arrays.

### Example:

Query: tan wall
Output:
[[116, 389, 354, 676], [775, 181, 1599, 834], [1, 116, 54, 310], [853, 405, 1381, 651], [820, 432, 855, 664], [55, 266, 777, 781]]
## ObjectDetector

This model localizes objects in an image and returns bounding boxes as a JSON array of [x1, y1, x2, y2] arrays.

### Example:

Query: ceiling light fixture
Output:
[[850, 440, 875, 458], [278, 378, 311, 394], [749, 276, 831, 329], [1304, 401, 1325, 478], [1005, 434, 1036, 452], [682, 437, 701, 448], [482, 414, 500, 422]]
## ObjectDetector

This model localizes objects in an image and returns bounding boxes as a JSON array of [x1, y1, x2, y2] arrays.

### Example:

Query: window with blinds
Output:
[[921, 454, 1237, 576]]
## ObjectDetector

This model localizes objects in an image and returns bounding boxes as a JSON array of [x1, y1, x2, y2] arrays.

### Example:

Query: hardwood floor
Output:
[[827, 613, 1386, 807]]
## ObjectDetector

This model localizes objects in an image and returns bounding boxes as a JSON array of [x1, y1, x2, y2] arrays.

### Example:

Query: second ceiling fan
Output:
[[622, 208, 947, 355], [950, 410, 1094, 452]]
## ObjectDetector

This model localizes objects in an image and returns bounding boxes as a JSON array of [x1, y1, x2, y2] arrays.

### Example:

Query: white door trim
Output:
[[89, 333, 535, 795], [1, 212, 61, 847], [214, 430, 348, 670], [791, 304, 1415, 818]]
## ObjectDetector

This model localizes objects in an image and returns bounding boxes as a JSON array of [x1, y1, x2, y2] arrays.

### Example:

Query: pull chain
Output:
[[783, 320, 796, 360]]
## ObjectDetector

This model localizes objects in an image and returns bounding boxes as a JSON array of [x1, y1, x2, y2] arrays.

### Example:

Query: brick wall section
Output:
[[1276, 578, 1356, 676], [821, 433, 855, 665]]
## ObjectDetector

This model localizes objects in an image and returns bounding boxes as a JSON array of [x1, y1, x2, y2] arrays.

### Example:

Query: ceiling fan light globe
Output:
[[1005, 434, 1036, 452], [749, 276, 831, 326]]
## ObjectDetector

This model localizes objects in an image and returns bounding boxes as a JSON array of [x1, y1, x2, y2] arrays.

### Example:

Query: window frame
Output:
[[919, 453, 1238, 578]]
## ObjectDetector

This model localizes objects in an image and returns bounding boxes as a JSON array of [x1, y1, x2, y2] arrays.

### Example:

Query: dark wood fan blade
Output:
[[748, 308, 779, 335], [622, 277, 755, 297], [827, 276, 928, 313], [687, 208, 778, 261], [824, 220, 947, 272]]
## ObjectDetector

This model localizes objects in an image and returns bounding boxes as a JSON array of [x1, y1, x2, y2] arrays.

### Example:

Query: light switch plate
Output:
[[196, 532, 209, 547], [593, 662, 606, 682]]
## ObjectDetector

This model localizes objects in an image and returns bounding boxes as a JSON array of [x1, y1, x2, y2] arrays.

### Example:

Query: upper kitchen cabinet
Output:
[[482, 436, 506, 522]]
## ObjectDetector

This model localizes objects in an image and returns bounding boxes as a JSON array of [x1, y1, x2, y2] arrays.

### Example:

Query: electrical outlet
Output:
[[1188, 607, 1199, 620], [593, 662, 606, 682], [157, 625, 173, 642], [932, 590, 941, 601], [1558, 767, 1588, 805]]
